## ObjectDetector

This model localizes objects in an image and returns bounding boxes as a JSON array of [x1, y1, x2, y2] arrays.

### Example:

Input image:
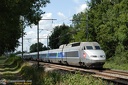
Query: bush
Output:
[[20, 66, 45, 85], [43, 71, 113, 85]]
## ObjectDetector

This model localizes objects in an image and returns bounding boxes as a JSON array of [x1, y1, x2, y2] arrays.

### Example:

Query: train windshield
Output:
[[95, 46, 101, 50], [86, 46, 93, 50], [86, 46, 101, 50]]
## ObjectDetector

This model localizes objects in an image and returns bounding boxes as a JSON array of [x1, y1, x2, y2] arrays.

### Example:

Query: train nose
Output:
[[86, 50, 106, 59]]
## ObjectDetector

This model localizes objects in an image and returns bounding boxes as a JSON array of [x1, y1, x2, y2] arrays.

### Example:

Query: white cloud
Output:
[[39, 13, 54, 31], [42, 13, 52, 19], [27, 31, 35, 36], [57, 12, 67, 19], [76, 4, 88, 13]]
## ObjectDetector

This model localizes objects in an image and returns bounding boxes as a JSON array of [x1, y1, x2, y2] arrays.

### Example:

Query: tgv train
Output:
[[20, 42, 106, 68]]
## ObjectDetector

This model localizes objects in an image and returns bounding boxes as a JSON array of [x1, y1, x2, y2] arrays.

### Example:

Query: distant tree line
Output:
[[30, 42, 49, 53]]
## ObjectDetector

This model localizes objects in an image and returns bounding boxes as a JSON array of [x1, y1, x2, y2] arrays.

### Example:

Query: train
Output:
[[19, 42, 106, 68]]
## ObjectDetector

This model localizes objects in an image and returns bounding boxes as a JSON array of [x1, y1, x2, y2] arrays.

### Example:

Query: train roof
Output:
[[59, 42, 100, 48]]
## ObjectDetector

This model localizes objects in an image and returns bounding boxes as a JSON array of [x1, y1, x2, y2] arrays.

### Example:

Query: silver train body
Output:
[[21, 42, 106, 68]]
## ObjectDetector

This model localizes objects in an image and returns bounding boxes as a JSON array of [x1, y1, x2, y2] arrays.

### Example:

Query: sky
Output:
[[16, 0, 89, 52]]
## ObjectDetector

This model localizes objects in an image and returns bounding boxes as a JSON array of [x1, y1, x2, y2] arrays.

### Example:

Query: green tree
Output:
[[0, 0, 50, 55], [49, 24, 71, 49], [30, 42, 48, 52], [72, 12, 87, 42]]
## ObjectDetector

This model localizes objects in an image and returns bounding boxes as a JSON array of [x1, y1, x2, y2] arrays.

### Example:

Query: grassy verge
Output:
[[0, 56, 7, 64], [43, 71, 114, 85], [104, 54, 128, 70], [104, 61, 128, 70], [0, 56, 23, 72], [4, 55, 22, 67], [18, 66, 114, 85]]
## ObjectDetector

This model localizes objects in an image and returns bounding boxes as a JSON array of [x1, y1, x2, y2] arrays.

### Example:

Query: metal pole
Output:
[[36, 19, 56, 68], [37, 21, 39, 68], [47, 35, 49, 48], [22, 27, 23, 58], [20, 16, 24, 59], [86, 12, 88, 41]]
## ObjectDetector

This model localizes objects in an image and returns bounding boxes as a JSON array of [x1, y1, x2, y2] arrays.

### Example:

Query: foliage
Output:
[[0, 56, 6, 64], [72, 12, 87, 42], [4, 55, 23, 68], [4, 54, 17, 65], [15, 51, 27, 55], [43, 71, 113, 85], [20, 66, 45, 85], [104, 62, 128, 70], [20, 68, 114, 85], [30, 42, 49, 52], [0, 0, 50, 56], [49, 24, 72, 49]]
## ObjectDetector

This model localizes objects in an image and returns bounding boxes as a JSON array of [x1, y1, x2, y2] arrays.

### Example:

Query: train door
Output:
[[62, 51, 67, 64]]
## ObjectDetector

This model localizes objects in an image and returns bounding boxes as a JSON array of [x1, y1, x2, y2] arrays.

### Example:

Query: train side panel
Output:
[[48, 49, 62, 63], [63, 46, 80, 66]]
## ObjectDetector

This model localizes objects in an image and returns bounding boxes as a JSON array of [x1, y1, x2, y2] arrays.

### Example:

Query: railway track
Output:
[[30, 61, 128, 85], [92, 70, 128, 85]]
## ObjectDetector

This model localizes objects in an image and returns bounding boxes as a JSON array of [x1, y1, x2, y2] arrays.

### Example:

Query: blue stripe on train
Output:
[[48, 52, 64, 58], [38, 52, 64, 58]]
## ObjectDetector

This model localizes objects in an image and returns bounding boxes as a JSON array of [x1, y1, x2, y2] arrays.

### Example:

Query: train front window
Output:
[[86, 46, 93, 50], [95, 46, 100, 50]]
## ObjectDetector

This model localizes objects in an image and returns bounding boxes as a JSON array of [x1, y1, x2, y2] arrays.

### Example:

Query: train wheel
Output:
[[79, 62, 83, 66], [65, 61, 69, 65]]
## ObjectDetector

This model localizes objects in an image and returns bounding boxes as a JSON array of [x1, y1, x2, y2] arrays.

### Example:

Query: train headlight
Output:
[[83, 53, 86, 58], [91, 55, 97, 57], [100, 55, 105, 58], [93, 56, 97, 57]]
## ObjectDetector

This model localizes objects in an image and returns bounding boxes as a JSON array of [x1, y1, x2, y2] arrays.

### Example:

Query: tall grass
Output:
[[104, 52, 128, 70], [20, 66, 114, 85], [0, 56, 7, 64], [104, 61, 128, 70], [3, 56, 23, 71], [20, 66, 45, 85], [43, 71, 113, 85]]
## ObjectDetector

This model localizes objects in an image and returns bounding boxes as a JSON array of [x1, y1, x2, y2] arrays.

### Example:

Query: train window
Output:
[[95, 46, 100, 50], [65, 51, 78, 57], [86, 46, 93, 50], [49, 53, 56, 57], [41, 54, 46, 57]]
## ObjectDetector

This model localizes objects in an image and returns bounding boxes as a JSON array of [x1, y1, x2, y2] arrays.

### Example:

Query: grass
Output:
[[104, 61, 128, 70], [0, 56, 7, 64], [20, 66, 45, 85], [104, 54, 128, 70], [41, 71, 114, 85], [19, 66, 114, 85], [0, 56, 23, 72]]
